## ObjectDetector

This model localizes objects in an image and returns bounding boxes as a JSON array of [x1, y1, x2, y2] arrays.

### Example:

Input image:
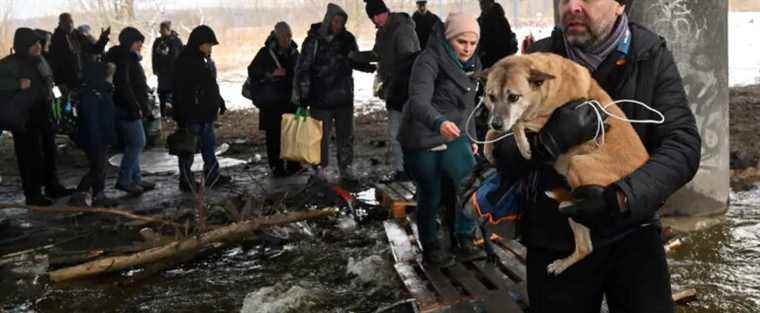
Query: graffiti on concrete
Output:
[[644, 0, 728, 172]]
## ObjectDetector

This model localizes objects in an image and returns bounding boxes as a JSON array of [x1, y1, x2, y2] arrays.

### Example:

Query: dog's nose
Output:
[[490, 118, 504, 130]]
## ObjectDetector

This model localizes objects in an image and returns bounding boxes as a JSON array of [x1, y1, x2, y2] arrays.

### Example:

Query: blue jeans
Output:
[[404, 138, 477, 247], [116, 110, 145, 187], [178, 123, 219, 184]]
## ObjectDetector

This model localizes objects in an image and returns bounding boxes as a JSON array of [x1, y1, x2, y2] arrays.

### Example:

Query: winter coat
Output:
[[248, 33, 299, 131], [50, 27, 108, 89], [295, 3, 371, 110], [77, 60, 116, 148], [0, 28, 55, 130], [173, 25, 225, 124], [510, 23, 701, 252], [151, 32, 183, 92], [104, 44, 148, 121], [477, 3, 518, 69], [373, 12, 421, 111], [412, 10, 441, 49], [398, 22, 481, 151]]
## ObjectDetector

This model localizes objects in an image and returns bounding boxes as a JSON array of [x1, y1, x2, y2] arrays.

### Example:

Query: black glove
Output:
[[492, 133, 539, 185], [99, 27, 111, 40], [558, 185, 623, 228], [533, 99, 605, 164]]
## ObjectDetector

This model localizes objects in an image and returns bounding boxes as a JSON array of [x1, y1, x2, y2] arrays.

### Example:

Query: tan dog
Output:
[[481, 52, 649, 274]]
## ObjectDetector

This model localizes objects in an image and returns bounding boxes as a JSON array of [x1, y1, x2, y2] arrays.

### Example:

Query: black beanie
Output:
[[118, 27, 145, 47], [365, 0, 389, 19], [13, 28, 42, 57]]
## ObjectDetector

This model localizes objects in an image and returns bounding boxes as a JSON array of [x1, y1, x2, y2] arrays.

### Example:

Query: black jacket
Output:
[[398, 22, 481, 151], [0, 28, 54, 129], [511, 24, 701, 252], [104, 45, 148, 121], [50, 27, 108, 89], [295, 3, 372, 110], [373, 12, 421, 112], [412, 10, 441, 49], [152, 32, 183, 92], [477, 3, 518, 69], [248, 33, 299, 130], [173, 25, 225, 124]]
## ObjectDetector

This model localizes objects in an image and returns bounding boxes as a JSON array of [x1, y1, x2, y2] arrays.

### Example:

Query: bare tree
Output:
[[0, 0, 16, 56]]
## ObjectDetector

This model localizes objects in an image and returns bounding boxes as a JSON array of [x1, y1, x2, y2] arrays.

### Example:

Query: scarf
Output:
[[443, 40, 477, 72], [563, 13, 629, 71]]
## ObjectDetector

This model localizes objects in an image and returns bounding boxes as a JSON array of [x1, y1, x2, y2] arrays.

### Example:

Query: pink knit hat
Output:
[[444, 12, 480, 40]]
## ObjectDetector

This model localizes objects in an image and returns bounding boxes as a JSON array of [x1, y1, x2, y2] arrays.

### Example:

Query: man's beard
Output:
[[563, 15, 616, 49]]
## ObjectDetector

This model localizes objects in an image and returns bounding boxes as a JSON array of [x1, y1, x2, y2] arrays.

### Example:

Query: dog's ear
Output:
[[473, 67, 492, 82], [528, 68, 555, 88]]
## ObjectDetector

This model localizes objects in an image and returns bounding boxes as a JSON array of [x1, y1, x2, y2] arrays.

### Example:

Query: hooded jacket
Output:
[[413, 9, 441, 49], [50, 24, 108, 90], [0, 28, 54, 129], [373, 12, 421, 111], [104, 27, 149, 121], [294, 3, 367, 110], [477, 2, 517, 69], [508, 23, 701, 252], [398, 21, 481, 151], [151, 31, 183, 91], [172, 25, 225, 124], [248, 32, 299, 130]]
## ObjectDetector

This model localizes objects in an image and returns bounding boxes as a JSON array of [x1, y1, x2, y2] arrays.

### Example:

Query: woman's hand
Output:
[[439, 121, 461, 141], [472, 144, 479, 156]]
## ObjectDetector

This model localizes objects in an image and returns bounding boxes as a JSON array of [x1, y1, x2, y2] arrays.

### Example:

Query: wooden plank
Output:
[[384, 220, 419, 263], [418, 261, 461, 305], [394, 263, 436, 307], [447, 263, 491, 297], [482, 291, 525, 313], [472, 260, 529, 308], [496, 239, 527, 263], [387, 182, 414, 201], [491, 245, 527, 282], [406, 219, 424, 251], [673, 288, 697, 304], [398, 181, 417, 197]]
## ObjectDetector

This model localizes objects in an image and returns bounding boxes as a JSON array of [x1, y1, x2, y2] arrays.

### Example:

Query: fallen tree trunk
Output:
[[48, 207, 338, 282], [0, 204, 181, 228]]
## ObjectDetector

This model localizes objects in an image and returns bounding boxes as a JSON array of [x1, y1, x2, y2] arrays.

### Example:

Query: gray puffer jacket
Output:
[[398, 22, 481, 151]]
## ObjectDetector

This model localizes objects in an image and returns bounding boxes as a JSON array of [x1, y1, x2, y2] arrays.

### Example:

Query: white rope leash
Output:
[[465, 96, 666, 146], [578, 98, 666, 146]]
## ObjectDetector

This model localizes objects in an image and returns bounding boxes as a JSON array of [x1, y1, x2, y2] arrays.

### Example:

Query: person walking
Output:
[[105, 27, 156, 196], [247, 22, 302, 178], [294, 3, 376, 182], [173, 25, 232, 192], [412, 0, 441, 49], [477, 0, 518, 69], [0, 28, 74, 205], [152, 21, 183, 118], [398, 13, 482, 266]]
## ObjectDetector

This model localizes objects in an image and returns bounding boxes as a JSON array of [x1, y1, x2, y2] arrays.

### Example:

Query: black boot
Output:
[[46, 184, 75, 199], [454, 234, 484, 260], [422, 242, 455, 267], [26, 194, 53, 206]]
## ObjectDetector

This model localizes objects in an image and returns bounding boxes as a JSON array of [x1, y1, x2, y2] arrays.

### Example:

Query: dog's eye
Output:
[[488, 94, 497, 103], [508, 94, 521, 103]]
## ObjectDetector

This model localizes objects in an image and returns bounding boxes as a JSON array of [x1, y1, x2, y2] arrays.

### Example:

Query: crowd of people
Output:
[[0, 0, 701, 312]]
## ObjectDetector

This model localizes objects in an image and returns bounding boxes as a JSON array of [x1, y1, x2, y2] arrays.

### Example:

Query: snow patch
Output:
[[240, 284, 322, 313], [346, 255, 396, 287]]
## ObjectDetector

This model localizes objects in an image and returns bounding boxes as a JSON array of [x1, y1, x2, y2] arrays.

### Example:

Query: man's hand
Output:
[[439, 121, 460, 141], [534, 99, 605, 164], [19, 79, 31, 90], [100, 27, 111, 40], [558, 185, 624, 228], [273, 68, 286, 77]]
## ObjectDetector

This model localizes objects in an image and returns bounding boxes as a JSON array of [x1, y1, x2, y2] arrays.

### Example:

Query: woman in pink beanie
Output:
[[397, 13, 483, 266]]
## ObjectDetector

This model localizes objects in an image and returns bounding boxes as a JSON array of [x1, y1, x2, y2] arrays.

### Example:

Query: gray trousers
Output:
[[311, 106, 354, 169], [388, 109, 404, 172]]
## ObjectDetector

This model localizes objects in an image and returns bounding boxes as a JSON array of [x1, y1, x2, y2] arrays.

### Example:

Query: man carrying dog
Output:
[[492, 0, 701, 312]]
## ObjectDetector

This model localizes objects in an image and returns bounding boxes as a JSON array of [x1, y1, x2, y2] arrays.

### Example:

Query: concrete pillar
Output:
[[551, 0, 730, 216], [628, 0, 730, 216]]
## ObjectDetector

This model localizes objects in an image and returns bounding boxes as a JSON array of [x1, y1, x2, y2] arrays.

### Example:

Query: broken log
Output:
[[0, 204, 181, 228], [673, 288, 698, 304], [48, 207, 338, 282]]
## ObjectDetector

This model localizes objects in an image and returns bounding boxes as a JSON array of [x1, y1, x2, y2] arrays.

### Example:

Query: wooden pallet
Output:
[[384, 219, 528, 312], [376, 182, 417, 219]]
